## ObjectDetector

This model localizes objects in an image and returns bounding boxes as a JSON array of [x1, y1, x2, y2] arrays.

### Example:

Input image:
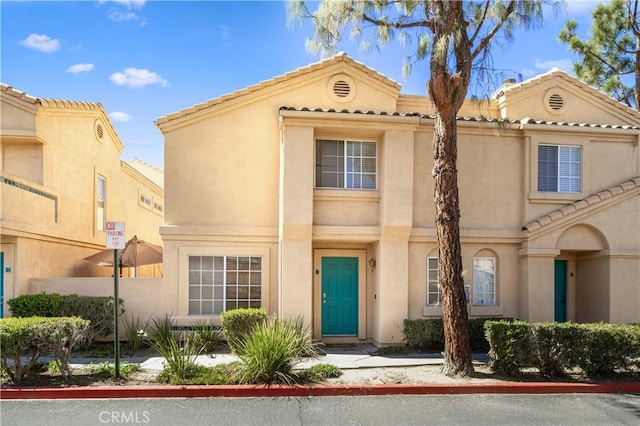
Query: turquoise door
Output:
[[554, 259, 567, 322], [0, 252, 4, 318], [321, 257, 358, 336]]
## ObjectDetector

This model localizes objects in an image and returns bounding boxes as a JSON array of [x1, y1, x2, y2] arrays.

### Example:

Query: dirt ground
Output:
[[4, 362, 637, 388]]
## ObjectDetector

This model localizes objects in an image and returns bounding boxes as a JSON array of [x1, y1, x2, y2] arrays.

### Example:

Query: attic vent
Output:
[[328, 74, 356, 102], [548, 94, 564, 110], [95, 121, 105, 141], [333, 80, 351, 98]]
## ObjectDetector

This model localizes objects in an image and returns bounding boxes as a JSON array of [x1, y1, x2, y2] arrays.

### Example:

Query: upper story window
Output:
[[140, 194, 151, 207], [473, 257, 496, 306], [538, 145, 581, 193], [96, 175, 106, 232], [315, 139, 376, 190]]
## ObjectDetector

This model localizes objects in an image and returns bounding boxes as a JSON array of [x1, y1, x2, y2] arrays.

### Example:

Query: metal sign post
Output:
[[106, 221, 125, 379]]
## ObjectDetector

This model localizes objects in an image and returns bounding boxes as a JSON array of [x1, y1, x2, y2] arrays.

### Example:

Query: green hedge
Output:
[[221, 308, 267, 350], [8, 293, 124, 340], [485, 320, 640, 377], [403, 317, 511, 352], [0, 316, 90, 382]]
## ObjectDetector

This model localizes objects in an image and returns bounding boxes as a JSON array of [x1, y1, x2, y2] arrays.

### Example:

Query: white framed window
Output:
[[96, 175, 106, 232], [188, 256, 262, 315], [315, 139, 376, 189], [153, 201, 163, 214], [426, 257, 440, 305], [538, 145, 581, 193], [472, 257, 496, 306]]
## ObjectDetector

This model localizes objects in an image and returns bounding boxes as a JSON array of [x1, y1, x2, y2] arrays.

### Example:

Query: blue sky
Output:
[[1, 0, 601, 170]]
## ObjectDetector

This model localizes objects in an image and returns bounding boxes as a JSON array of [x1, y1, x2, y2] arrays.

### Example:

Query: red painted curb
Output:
[[2, 382, 639, 399]]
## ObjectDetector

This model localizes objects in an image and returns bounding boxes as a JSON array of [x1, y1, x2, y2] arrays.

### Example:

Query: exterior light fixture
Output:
[[368, 258, 376, 270]]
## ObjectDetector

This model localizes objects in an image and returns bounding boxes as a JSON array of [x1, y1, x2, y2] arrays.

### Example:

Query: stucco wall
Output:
[[29, 277, 165, 328]]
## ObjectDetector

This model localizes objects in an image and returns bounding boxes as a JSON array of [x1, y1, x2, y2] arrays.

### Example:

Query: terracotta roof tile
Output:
[[156, 53, 401, 126], [523, 177, 640, 233], [278, 106, 640, 130]]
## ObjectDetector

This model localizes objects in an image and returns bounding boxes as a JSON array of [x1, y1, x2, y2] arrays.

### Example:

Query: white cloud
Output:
[[100, 0, 147, 25], [19, 34, 60, 53], [109, 68, 168, 88], [109, 111, 132, 122], [66, 63, 95, 74], [108, 9, 147, 26], [99, 0, 146, 9], [534, 58, 575, 73]]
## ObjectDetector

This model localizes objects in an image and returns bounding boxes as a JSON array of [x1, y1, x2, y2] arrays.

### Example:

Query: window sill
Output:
[[314, 188, 380, 202], [422, 305, 504, 317], [529, 191, 584, 204]]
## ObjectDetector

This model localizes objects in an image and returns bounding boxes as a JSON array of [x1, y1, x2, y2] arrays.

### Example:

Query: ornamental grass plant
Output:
[[233, 316, 319, 384]]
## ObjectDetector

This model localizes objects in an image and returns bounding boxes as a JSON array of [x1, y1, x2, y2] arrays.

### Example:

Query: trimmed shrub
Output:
[[8, 293, 124, 342], [485, 320, 534, 376], [484, 320, 640, 377], [59, 294, 122, 339], [403, 318, 444, 350], [7, 293, 64, 317], [531, 322, 580, 377], [403, 317, 509, 352], [0, 316, 90, 382], [221, 307, 267, 350], [576, 323, 638, 376]]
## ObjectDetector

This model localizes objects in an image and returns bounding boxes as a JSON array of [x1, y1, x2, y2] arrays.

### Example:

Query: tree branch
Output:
[[470, 1, 516, 61]]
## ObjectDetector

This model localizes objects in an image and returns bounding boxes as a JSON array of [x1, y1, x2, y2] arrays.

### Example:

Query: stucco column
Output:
[[609, 253, 640, 324], [518, 248, 559, 322], [278, 124, 314, 325], [374, 129, 414, 343]]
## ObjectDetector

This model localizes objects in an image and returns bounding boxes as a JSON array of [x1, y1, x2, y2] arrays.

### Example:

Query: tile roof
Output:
[[278, 106, 640, 130], [498, 68, 640, 122], [1, 83, 38, 104], [1, 83, 104, 111], [523, 177, 640, 233], [1, 83, 124, 151], [156, 52, 401, 126]]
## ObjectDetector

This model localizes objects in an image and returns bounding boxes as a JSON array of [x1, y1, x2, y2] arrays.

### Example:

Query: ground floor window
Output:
[[473, 257, 496, 305], [188, 256, 262, 315], [426, 257, 440, 305]]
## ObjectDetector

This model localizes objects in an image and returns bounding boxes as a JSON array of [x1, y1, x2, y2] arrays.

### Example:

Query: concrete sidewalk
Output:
[[61, 344, 486, 371]]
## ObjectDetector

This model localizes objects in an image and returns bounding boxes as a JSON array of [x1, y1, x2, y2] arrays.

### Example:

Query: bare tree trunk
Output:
[[429, 1, 474, 377], [432, 110, 473, 377]]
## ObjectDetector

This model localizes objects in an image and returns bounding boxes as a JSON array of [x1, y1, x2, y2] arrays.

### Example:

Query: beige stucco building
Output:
[[154, 53, 639, 345], [1, 84, 164, 317]]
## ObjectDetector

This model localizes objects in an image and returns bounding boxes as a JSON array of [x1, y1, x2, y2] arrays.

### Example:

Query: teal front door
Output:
[[554, 259, 567, 322], [321, 257, 358, 336]]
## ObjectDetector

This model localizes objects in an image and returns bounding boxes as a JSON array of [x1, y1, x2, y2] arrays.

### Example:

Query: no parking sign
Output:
[[106, 221, 125, 249]]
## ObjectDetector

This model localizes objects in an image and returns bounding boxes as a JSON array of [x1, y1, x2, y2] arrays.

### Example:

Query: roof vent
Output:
[[548, 93, 564, 110], [328, 74, 356, 103], [333, 80, 351, 98], [95, 121, 105, 141]]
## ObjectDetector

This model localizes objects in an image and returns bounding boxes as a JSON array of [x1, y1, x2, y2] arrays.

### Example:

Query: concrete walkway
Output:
[[62, 344, 487, 371]]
